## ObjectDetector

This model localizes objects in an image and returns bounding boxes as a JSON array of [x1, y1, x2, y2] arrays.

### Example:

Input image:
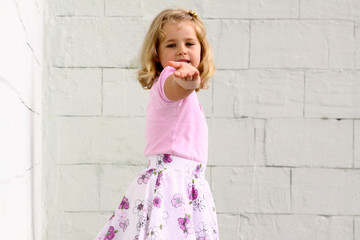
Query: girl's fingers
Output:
[[193, 70, 199, 78], [168, 61, 182, 69]]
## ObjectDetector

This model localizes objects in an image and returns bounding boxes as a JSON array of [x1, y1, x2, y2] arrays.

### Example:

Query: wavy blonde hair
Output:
[[137, 8, 215, 91]]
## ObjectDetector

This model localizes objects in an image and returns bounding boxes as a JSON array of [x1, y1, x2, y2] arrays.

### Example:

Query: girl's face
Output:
[[157, 20, 201, 69]]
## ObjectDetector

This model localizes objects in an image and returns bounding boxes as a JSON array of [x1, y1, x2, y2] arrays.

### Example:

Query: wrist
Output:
[[173, 76, 200, 90]]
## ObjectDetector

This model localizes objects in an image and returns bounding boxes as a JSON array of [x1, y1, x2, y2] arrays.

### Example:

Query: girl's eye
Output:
[[186, 42, 195, 46], [167, 44, 175, 48]]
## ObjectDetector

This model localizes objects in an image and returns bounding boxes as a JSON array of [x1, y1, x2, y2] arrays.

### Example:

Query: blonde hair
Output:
[[137, 8, 215, 91]]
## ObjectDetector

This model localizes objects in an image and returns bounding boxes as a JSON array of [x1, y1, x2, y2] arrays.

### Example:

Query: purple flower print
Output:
[[136, 216, 147, 232], [156, 155, 164, 168], [108, 211, 115, 221], [104, 226, 118, 240], [137, 172, 150, 185], [198, 235, 210, 240], [193, 198, 205, 212], [154, 171, 163, 192], [171, 193, 184, 208], [118, 196, 129, 210], [162, 210, 169, 226], [146, 226, 160, 240], [146, 169, 155, 175], [119, 218, 129, 232], [178, 215, 190, 231], [162, 154, 173, 163], [196, 222, 210, 240], [189, 185, 198, 200], [178, 214, 194, 236], [153, 196, 161, 208], [134, 235, 139, 240], [193, 164, 202, 178], [133, 199, 145, 216]]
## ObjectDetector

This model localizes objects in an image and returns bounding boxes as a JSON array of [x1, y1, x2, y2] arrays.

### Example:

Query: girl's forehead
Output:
[[158, 20, 200, 42], [163, 20, 193, 30]]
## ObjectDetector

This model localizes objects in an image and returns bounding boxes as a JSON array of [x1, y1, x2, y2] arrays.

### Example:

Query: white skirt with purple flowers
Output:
[[95, 154, 219, 240]]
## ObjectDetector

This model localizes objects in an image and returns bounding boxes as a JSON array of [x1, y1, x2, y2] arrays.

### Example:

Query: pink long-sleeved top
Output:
[[144, 66, 208, 164]]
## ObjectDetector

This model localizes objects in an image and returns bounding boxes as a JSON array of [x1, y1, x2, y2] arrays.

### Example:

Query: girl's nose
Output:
[[178, 45, 187, 55]]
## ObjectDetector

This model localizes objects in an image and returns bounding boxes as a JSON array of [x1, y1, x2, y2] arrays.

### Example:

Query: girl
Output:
[[95, 8, 218, 240]]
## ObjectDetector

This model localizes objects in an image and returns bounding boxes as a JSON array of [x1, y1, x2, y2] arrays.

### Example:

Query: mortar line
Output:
[[103, 0, 106, 16], [354, 216, 355, 240]]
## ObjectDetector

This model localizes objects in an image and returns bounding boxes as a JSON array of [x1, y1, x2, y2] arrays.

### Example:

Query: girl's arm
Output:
[[164, 61, 201, 101]]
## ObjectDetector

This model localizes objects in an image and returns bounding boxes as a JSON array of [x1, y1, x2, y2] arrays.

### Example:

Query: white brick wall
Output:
[[43, 0, 360, 239]]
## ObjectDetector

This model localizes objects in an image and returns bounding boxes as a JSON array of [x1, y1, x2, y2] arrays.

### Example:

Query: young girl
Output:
[[95, 8, 219, 240]]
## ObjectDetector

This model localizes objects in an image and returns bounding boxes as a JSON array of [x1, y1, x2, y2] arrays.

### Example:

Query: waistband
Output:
[[146, 154, 206, 177]]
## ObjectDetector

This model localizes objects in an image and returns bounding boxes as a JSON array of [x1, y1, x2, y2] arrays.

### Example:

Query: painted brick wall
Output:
[[43, 0, 360, 239]]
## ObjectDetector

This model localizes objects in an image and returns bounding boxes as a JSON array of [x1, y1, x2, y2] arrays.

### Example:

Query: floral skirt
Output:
[[95, 154, 219, 240]]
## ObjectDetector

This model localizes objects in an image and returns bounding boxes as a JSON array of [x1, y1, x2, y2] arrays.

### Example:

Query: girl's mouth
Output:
[[176, 59, 191, 64]]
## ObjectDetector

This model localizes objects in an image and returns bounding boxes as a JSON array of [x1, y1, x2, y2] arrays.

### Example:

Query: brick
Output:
[[47, 212, 109, 240], [239, 214, 353, 240], [203, 20, 221, 70], [53, 117, 146, 164], [356, 217, 360, 240], [213, 70, 304, 118], [300, 0, 360, 20], [327, 21, 355, 69], [355, 120, 360, 168], [204, 0, 298, 18], [251, 20, 354, 69], [292, 168, 360, 215], [197, 81, 213, 117], [50, 17, 147, 67], [48, 0, 104, 16], [254, 119, 266, 166], [212, 167, 290, 213], [48, 68, 102, 115], [305, 70, 360, 118], [56, 165, 99, 211], [208, 118, 255, 166], [105, 0, 206, 18], [266, 119, 353, 168], [99, 165, 144, 211], [105, 0, 142, 16], [143, 1, 206, 20], [103, 68, 149, 117], [214, 20, 249, 69], [217, 214, 240, 239]]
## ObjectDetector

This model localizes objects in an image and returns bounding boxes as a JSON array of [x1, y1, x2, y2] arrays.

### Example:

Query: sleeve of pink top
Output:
[[155, 66, 177, 103]]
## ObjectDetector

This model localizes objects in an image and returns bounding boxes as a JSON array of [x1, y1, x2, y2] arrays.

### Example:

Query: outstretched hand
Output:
[[168, 61, 200, 81]]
